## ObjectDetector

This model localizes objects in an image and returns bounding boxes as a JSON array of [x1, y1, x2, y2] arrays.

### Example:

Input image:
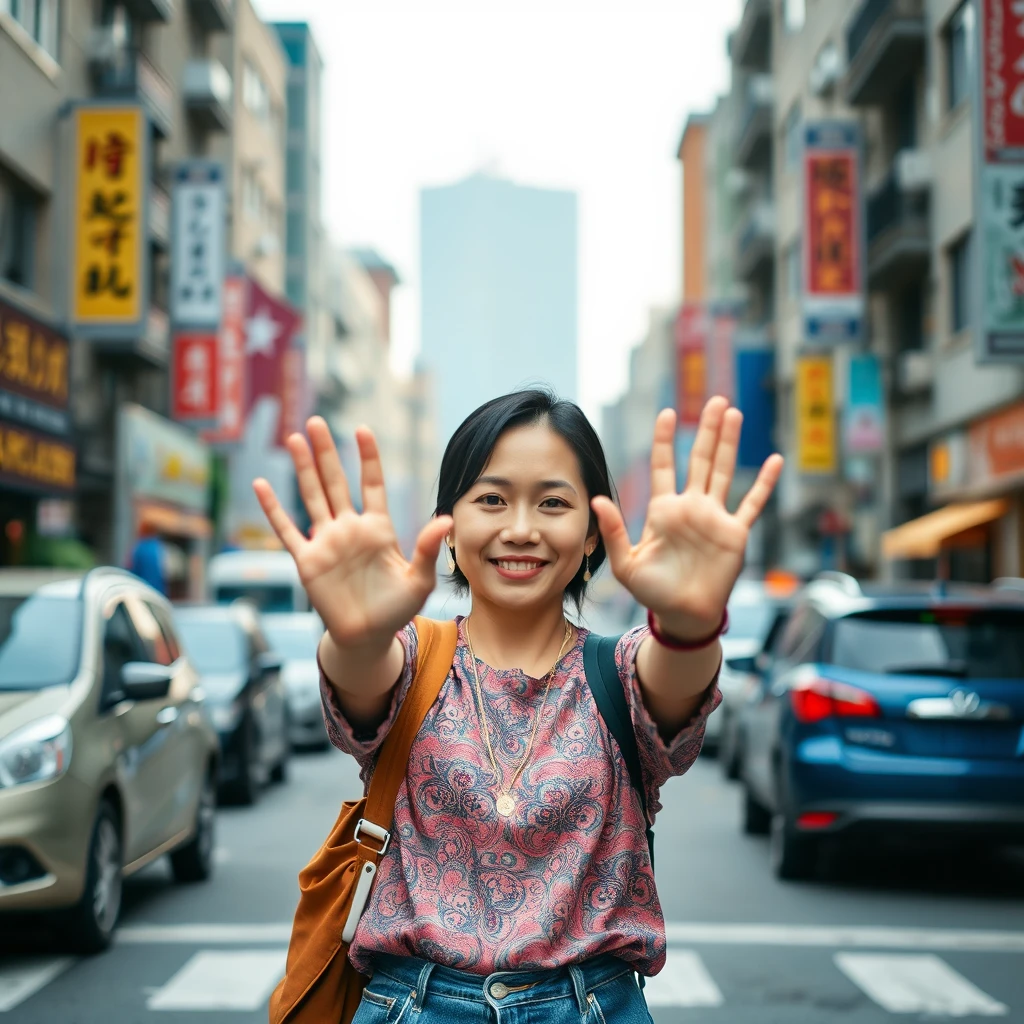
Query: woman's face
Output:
[[450, 421, 597, 611]]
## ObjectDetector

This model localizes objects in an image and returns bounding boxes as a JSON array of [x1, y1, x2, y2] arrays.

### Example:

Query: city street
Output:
[[3, 741, 1024, 1023]]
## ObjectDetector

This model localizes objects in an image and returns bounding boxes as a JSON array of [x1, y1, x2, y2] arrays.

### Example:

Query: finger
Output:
[[649, 408, 678, 498], [356, 426, 390, 516], [591, 496, 632, 576], [287, 431, 332, 527], [408, 515, 453, 585], [253, 478, 306, 558], [685, 396, 729, 494], [708, 408, 743, 505], [307, 416, 353, 515], [735, 454, 785, 529]]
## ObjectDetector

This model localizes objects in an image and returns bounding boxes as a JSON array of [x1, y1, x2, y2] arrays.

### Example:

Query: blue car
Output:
[[739, 573, 1024, 880]]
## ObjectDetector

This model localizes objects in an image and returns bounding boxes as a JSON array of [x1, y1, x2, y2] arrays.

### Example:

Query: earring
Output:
[[583, 554, 592, 583], [446, 545, 456, 573]]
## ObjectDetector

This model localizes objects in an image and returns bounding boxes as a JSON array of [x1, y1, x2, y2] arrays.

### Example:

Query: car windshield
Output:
[[263, 619, 320, 661], [727, 600, 776, 643], [213, 584, 297, 612], [0, 594, 82, 690], [831, 609, 1024, 679], [176, 617, 247, 674]]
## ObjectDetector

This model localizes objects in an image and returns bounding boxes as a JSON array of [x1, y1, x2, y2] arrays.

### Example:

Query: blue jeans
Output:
[[352, 952, 654, 1024]]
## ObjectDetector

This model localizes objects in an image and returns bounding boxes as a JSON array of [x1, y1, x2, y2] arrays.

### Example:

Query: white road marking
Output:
[[664, 923, 1024, 953], [118, 923, 293, 944], [643, 950, 724, 1007], [835, 953, 1008, 1016], [0, 958, 73, 1013], [146, 950, 287, 1011]]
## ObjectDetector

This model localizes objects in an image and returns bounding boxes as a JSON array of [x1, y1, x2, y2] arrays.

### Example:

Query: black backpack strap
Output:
[[583, 632, 655, 871]]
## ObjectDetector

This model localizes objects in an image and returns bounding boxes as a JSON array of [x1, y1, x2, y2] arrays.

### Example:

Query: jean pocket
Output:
[[588, 974, 654, 1024], [352, 977, 415, 1024]]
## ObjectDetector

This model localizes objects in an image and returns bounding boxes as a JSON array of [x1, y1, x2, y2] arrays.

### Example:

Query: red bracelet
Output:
[[647, 608, 729, 651]]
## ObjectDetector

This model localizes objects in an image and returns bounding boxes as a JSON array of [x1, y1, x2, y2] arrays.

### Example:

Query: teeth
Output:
[[497, 560, 541, 571]]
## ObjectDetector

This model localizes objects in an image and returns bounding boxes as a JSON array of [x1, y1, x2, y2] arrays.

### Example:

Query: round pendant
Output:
[[496, 793, 516, 817]]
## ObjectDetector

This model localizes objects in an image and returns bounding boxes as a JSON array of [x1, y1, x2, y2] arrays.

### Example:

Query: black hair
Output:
[[434, 388, 618, 611]]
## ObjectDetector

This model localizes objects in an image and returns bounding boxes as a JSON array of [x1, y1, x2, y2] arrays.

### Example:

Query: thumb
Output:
[[408, 515, 453, 586], [591, 497, 632, 577]]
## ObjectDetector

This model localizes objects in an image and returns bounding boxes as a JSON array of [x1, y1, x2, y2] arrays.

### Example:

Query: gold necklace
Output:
[[464, 618, 573, 818]]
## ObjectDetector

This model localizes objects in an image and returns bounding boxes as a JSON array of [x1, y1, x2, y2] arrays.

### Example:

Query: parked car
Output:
[[738, 572, 1024, 880], [207, 549, 309, 612], [262, 611, 328, 751], [173, 603, 289, 804], [0, 567, 219, 952]]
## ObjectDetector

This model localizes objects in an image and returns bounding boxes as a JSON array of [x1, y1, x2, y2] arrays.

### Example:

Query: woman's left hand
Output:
[[592, 397, 784, 641]]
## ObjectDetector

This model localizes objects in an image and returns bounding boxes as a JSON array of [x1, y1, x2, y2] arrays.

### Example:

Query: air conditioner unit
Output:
[[898, 350, 934, 392], [809, 42, 844, 97], [895, 148, 933, 193], [87, 26, 124, 68]]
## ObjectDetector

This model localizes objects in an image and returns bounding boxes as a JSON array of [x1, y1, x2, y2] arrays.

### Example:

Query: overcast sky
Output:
[[252, 0, 741, 420]]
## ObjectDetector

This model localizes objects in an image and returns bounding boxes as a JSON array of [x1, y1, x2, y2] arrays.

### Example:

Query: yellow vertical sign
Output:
[[796, 355, 836, 474], [71, 107, 145, 325]]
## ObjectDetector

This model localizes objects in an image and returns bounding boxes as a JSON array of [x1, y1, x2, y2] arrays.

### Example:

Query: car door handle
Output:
[[156, 706, 179, 726]]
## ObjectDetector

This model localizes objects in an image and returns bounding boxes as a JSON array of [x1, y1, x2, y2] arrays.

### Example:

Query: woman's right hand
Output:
[[253, 417, 451, 652]]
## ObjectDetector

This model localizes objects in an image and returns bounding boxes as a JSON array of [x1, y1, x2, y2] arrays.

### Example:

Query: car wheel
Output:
[[225, 721, 260, 806], [742, 785, 772, 835], [170, 771, 216, 883], [723, 731, 743, 781], [64, 801, 123, 953], [770, 813, 818, 881]]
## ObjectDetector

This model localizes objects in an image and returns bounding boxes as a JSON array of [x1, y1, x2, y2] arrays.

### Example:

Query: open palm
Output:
[[253, 418, 451, 649], [593, 397, 784, 638]]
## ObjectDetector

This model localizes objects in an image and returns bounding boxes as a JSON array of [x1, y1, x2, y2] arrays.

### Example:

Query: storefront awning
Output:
[[881, 499, 1009, 560], [136, 501, 212, 540]]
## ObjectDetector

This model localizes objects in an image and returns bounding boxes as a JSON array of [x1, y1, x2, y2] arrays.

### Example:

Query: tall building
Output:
[[420, 173, 578, 444]]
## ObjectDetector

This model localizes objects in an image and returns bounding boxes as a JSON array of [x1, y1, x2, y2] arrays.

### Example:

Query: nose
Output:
[[500, 502, 541, 545]]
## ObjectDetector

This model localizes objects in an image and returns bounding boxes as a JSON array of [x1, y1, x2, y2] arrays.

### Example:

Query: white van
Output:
[[207, 550, 309, 613]]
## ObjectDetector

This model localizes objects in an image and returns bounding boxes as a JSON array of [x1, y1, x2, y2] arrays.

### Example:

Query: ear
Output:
[[585, 530, 599, 557]]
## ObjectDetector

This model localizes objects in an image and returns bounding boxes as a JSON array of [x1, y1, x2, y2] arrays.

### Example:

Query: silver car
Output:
[[261, 612, 329, 751]]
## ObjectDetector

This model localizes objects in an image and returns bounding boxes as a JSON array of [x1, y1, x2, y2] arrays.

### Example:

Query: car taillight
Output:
[[790, 677, 882, 723]]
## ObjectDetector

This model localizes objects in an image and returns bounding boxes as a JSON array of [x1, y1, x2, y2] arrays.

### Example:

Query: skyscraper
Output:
[[420, 174, 578, 444]]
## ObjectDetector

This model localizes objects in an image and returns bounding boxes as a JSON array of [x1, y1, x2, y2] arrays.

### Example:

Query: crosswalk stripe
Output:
[[146, 950, 287, 1011], [835, 953, 1009, 1017], [643, 950, 724, 1007], [0, 958, 73, 1013], [118, 923, 293, 944]]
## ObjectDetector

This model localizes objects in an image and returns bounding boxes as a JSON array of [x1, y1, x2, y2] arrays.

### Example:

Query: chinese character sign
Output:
[[71, 107, 146, 326], [796, 354, 836, 474], [975, 2, 1024, 360], [802, 122, 864, 344], [202, 274, 247, 445], [171, 162, 226, 326], [172, 332, 219, 423], [675, 303, 707, 428]]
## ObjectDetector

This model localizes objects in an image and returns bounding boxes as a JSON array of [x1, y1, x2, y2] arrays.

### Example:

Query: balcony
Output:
[[734, 74, 773, 170], [183, 59, 233, 132], [123, 0, 173, 21], [896, 349, 934, 394], [89, 307, 170, 368], [149, 182, 170, 250], [845, 0, 925, 105], [90, 41, 175, 139], [732, 0, 771, 71], [865, 151, 931, 288], [736, 200, 776, 282], [188, 0, 233, 32]]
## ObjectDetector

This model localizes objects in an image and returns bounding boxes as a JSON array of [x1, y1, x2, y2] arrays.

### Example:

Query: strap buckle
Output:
[[353, 818, 391, 857]]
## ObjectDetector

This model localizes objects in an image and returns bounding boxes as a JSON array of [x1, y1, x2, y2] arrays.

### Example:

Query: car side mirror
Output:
[[255, 651, 283, 676], [725, 654, 759, 675], [121, 662, 174, 701]]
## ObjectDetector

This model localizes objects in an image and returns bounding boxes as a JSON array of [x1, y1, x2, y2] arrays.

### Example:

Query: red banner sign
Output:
[[201, 274, 246, 444], [172, 331, 219, 422], [982, 0, 1024, 158], [676, 303, 707, 428], [806, 152, 858, 296]]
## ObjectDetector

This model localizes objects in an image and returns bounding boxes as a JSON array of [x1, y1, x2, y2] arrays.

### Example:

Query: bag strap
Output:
[[582, 632, 655, 870], [363, 616, 458, 829]]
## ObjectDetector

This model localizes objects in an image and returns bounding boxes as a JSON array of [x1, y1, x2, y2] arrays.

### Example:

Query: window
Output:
[[146, 601, 182, 663], [242, 59, 272, 124], [175, 617, 248, 674], [1, 0, 59, 59], [783, 102, 802, 170], [286, 147, 305, 193], [783, 0, 805, 34], [0, 592, 82, 690], [949, 232, 972, 333], [946, 1, 975, 110], [101, 602, 143, 705], [0, 167, 39, 289], [126, 596, 173, 666], [287, 82, 305, 131]]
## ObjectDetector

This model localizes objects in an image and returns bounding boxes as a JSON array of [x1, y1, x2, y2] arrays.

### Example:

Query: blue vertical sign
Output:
[[735, 349, 775, 469], [844, 354, 884, 454]]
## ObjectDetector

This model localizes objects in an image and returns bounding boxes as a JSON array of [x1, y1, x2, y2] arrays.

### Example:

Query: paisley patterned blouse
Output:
[[320, 617, 720, 977]]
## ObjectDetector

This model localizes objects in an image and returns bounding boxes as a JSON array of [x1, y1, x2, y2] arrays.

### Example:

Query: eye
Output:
[[541, 497, 570, 509], [476, 494, 505, 507]]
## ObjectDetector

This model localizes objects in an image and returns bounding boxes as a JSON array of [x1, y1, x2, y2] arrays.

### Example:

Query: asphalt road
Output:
[[4, 696, 1024, 1021]]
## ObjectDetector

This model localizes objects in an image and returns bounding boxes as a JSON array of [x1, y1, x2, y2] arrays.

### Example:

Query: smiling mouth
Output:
[[490, 558, 548, 571]]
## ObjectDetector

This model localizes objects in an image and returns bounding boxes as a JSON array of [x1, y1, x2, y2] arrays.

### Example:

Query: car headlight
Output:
[[0, 715, 73, 789], [210, 702, 243, 731]]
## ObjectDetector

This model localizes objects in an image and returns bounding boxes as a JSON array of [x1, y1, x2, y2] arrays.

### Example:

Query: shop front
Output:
[[882, 401, 1024, 581], [0, 292, 78, 567], [114, 404, 212, 600]]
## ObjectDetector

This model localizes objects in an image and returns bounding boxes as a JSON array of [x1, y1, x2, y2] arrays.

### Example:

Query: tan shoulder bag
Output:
[[268, 616, 459, 1024]]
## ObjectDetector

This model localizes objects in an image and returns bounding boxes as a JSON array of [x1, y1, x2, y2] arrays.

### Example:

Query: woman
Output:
[[254, 389, 782, 1024]]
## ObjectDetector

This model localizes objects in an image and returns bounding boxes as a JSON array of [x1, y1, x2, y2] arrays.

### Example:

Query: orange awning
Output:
[[881, 499, 1009, 560], [136, 501, 212, 540]]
